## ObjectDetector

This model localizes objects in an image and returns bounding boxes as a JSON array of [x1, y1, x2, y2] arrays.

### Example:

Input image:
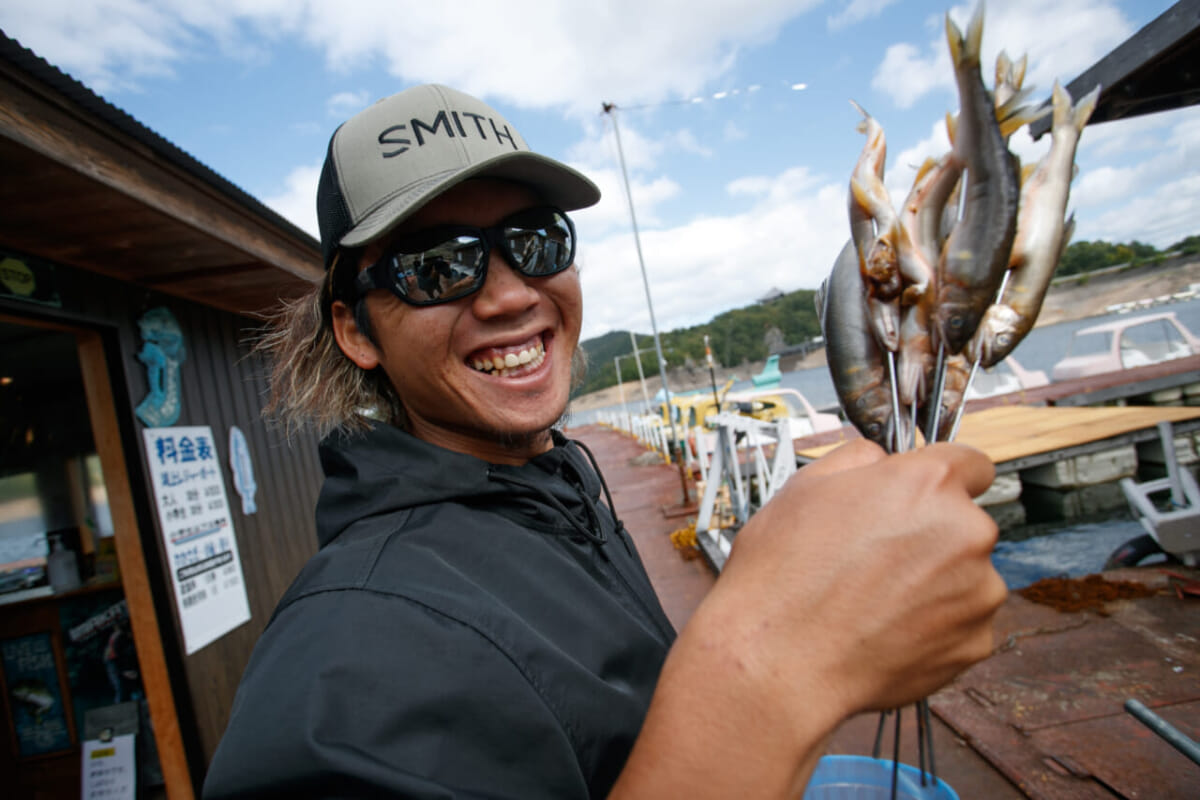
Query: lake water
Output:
[[571, 296, 1200, 424], [570, 298, 1200, 590]]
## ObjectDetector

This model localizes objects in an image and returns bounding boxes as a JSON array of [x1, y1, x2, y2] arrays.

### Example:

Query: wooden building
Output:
[[0, 32, 326, 798]]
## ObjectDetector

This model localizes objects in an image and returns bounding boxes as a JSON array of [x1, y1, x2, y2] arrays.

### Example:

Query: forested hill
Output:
[[575, 233, 1200, 399], [577, 287, 822, 398]]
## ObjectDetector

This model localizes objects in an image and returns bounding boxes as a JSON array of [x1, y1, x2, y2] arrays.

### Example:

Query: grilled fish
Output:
[[968, 82, 1098, 367], [935, 3, 1021, 355], [821, 241, 912, 450]]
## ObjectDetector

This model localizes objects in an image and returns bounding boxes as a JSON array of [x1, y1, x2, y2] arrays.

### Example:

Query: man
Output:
[[204, 84, 1005, 798]]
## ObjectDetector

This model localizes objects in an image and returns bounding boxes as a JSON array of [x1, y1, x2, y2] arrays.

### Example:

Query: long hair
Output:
[[254, 252, 406, 440]]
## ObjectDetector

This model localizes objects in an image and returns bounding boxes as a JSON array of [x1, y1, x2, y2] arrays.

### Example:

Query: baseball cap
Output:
[[316, 83, 601, 267]]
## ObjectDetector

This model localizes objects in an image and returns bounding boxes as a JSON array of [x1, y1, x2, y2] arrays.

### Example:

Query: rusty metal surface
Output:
[[934, 572, 1200, 799], [1032, 700, 1200, 798]]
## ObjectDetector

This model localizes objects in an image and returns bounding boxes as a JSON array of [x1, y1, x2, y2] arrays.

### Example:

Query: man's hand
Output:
[[613, 439, 1007, 799]]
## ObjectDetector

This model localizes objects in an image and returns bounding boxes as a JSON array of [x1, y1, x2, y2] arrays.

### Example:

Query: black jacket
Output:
[[203, 422, 676, 798]]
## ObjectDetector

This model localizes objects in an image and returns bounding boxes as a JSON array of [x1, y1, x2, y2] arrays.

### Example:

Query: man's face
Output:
[[348, 179, 583, 464]]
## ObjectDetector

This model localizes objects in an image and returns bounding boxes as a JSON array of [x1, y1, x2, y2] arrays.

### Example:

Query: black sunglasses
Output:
[[353, 206, 577, 306]]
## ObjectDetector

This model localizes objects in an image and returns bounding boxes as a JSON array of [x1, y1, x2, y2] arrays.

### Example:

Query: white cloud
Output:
[[326, 89, 369, 118], [1071, 110, 1200, 247], [578, 167, 846, 340], [0, 0, 188, 92], [261, 162, 321, 238], [872, 0, 1131, 111], [871, 41, 950, 109], [0, 0, 828, 114], [828, 0, 899, 30]]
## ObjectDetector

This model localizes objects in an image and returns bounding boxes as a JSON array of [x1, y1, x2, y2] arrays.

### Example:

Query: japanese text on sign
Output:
[[143, 426, 250, 654]]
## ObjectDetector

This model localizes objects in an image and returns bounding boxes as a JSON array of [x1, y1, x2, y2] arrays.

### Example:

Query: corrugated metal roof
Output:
[[0, 28, 319, 250]]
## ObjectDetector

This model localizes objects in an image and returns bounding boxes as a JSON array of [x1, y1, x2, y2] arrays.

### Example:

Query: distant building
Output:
[[758, 287, 785, 304]]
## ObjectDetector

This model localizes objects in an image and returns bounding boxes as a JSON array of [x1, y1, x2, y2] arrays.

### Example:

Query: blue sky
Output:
[[1, 0, 1195, 341]]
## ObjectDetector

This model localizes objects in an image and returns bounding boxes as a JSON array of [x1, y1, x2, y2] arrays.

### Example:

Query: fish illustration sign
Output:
[[134, 307, 186, 428], [1, 633, 72, 757], [228, 426, 258, 515]]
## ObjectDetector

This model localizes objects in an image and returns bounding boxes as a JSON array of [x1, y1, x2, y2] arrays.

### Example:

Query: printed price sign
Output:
[[143, 426, 250, 654]]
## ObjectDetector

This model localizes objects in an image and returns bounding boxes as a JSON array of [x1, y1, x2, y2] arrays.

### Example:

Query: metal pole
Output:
[[704, 334, 721, 412], [1125, 698, 1200, 766], [605, 102, 690, 502], [614, 356, 629, 430], [604, 103, 680, 454], [629, 332, 652, 414]]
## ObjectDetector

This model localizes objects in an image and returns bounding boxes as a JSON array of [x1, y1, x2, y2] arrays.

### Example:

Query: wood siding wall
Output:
[[2, 259, 325, 776]]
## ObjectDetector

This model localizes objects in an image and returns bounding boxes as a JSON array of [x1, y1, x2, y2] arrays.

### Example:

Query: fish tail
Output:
[[1051, 81, 1071, 129], [1012, 53, 1028, 89], [965, 3, 985, 64], [945, 2, 984, 71], [997, 98, 1045, 139], [850, 99, 870, 133], [994, 50, 1011, 88], [945, 12, 965, 66], [1073, 84, 1101, 131]]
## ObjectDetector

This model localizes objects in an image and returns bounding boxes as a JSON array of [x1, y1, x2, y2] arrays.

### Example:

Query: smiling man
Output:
[[203, 84, 1006, 799]]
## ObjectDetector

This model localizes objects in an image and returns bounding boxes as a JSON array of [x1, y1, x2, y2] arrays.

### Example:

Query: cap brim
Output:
[[339, 151, 601, 250]]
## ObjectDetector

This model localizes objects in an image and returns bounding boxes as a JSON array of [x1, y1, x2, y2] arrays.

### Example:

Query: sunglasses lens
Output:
[[392, 235, 485, 304], [504, 209, 574, 277], [365, 208, 575, 306]]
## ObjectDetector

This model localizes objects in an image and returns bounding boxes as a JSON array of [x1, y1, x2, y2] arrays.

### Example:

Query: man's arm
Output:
[[612, 439, 1006, 798]]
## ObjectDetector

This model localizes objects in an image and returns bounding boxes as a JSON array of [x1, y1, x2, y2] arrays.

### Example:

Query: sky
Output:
[[1, 0, 1196, 342]]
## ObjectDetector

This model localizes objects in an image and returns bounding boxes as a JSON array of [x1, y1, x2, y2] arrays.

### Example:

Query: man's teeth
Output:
[[472, 342, 545, 376]]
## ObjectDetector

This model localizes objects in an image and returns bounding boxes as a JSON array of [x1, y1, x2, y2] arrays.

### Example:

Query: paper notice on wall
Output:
[[82, 733, 136, 800], [142, 426, 250, 654]]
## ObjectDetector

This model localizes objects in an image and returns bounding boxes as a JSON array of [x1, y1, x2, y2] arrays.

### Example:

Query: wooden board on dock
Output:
[[796, 405, 1200, 471]]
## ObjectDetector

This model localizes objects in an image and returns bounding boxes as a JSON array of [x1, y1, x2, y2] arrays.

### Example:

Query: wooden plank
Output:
[[75, 329, 196, 800], [797, 405, 1200, 467], [956, 405, 1200, 465]]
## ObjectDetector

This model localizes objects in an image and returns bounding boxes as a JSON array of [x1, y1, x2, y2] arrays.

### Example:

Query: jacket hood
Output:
[[315, 422, 608, 548]]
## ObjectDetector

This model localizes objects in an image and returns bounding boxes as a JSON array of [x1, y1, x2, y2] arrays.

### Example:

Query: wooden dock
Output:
[[571, 423, 1200, 799], [796, 404, 1200, 473]]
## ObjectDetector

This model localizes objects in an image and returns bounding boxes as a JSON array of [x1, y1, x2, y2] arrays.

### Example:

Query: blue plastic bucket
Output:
[[803, 755, 959, 800]]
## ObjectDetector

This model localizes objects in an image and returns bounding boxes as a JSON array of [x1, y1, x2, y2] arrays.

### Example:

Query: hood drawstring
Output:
[[488, 469, 608, 546], [570, 439, 635, 559]]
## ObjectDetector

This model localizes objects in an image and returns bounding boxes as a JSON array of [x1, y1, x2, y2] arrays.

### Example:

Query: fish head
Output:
[[973, 304, 1023, 368], [936, 299, 979, 354], [850, 385, 904, 451]]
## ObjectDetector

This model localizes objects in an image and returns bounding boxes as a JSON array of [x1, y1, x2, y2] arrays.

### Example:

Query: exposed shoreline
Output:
[[568, 258, 1200, 413]]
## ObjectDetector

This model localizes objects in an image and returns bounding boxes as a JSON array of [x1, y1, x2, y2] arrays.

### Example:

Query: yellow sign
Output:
[[1, 257, 35, 296]]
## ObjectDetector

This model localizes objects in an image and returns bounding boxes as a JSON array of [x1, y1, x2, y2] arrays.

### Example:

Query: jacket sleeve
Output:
[[202, 589, 589, 799]]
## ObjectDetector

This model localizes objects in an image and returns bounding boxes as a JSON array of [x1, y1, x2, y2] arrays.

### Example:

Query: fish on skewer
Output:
[[820, 241, 913, 451], [934, 4, 1022, 356], [968, 81, 1099, 368], [849, 100, 902, 352], [895, 151, 962, 406], [921, 353, 971, 444]]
